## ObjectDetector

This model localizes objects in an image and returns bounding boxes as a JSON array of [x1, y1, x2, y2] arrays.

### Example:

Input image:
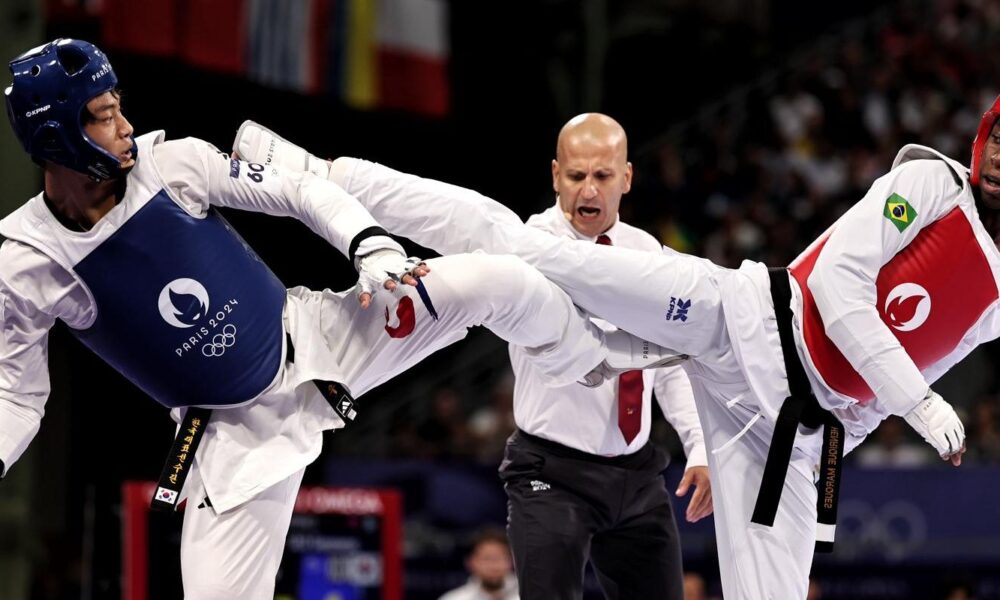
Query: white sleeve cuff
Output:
[[683, 443, 708, 469]]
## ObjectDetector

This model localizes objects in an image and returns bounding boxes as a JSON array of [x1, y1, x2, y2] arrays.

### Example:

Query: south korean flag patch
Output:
[[155, 486, 179, 506]]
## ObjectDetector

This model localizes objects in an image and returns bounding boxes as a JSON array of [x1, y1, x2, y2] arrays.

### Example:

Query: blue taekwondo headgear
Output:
[[4, 39, 127, 180]]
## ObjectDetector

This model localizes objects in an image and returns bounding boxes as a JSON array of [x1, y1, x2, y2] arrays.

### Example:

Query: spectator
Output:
[[683, 572, 708, 600], [439, 529, 518, 600]]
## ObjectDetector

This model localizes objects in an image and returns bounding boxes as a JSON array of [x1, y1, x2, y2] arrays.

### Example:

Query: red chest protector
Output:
[[789, 207, 998, 404]]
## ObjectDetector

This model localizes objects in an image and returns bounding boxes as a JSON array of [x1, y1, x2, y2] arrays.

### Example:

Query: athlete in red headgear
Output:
[[237, 94, 1000, 598]]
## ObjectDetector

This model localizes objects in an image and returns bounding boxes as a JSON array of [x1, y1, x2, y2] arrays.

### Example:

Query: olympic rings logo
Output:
[[835, 499, 928, 562], [201, 324, 237, 358]]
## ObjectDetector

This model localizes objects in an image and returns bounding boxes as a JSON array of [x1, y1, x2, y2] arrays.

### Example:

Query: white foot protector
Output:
[[232, 120, 332, 179], [579, 330, 688, 387]]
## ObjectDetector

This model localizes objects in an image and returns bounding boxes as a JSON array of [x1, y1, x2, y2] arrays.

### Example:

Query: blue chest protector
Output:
[[72, 191, 287, 408]]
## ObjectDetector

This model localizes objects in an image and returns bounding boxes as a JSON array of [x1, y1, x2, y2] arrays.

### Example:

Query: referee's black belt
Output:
[[151, 333, 357, 511], [513, 429, 659, 470], [751, 268, 844, 553]]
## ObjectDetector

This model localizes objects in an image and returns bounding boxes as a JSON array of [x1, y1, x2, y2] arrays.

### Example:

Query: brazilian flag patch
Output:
[[883, 193, 917, 232]]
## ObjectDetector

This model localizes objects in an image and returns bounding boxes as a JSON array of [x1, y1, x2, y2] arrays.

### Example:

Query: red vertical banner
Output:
[[179, 0, 247, 74], [122, 481, 156, 600], [379, 489, 404, 600], [100, 0, 178, 57], [308, 0, 334, 94]]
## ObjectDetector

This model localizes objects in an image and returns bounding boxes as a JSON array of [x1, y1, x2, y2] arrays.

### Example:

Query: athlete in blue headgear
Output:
[[0, 39, 679, 598], [6, 39, 133, 180]]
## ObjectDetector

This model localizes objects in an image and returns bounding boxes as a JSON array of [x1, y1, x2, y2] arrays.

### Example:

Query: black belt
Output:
[[751, 268, 844, 553], [151, 405, 211, 511], [151, 333, 358, 511]]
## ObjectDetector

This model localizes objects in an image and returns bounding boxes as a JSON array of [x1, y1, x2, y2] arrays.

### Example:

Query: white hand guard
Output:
[[902, 390, 966, 458], [232, 120, 331, 179], [356, 249, 425, 302]]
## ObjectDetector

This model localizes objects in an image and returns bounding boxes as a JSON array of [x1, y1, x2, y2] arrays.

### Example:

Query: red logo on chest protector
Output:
[[884, 283, 931, 332], [886, 295, 922, 326], [385, 296, 416, 338]]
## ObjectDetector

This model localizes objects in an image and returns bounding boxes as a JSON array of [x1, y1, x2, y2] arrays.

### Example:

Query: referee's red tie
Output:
[[596, 234, 643, 444]]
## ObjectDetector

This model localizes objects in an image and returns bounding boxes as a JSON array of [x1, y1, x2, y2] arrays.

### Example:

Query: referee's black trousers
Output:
[[499, 430, 684, 600]]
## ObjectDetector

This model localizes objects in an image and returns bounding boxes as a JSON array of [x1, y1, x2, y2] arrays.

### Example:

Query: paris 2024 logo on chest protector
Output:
[[157, 278, 240, 358], [158, 278, 210, 328], [884, 283, 931, 332]]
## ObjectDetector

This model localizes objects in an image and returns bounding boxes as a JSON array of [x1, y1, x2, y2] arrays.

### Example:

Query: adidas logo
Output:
[[337, 398, 357, 421]]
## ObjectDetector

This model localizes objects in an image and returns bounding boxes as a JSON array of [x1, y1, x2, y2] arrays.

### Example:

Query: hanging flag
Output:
[[246, 0, 312, 90], [333, 0, 449, 117], [375, 0, 449, 116], [98, 0, 449, 117]]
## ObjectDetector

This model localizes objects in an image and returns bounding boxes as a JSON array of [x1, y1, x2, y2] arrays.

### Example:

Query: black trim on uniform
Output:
[[752, 267, 844, 553], [348, 226, 391, 264], [285, 332, 295, 364], [314, 379, 357, 422]]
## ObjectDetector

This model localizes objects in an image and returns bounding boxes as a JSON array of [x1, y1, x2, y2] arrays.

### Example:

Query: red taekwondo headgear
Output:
[[971, 93, 1000, 186]]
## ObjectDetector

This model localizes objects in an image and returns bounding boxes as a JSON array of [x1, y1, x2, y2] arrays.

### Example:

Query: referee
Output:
[[499, 114, 712, 600]]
